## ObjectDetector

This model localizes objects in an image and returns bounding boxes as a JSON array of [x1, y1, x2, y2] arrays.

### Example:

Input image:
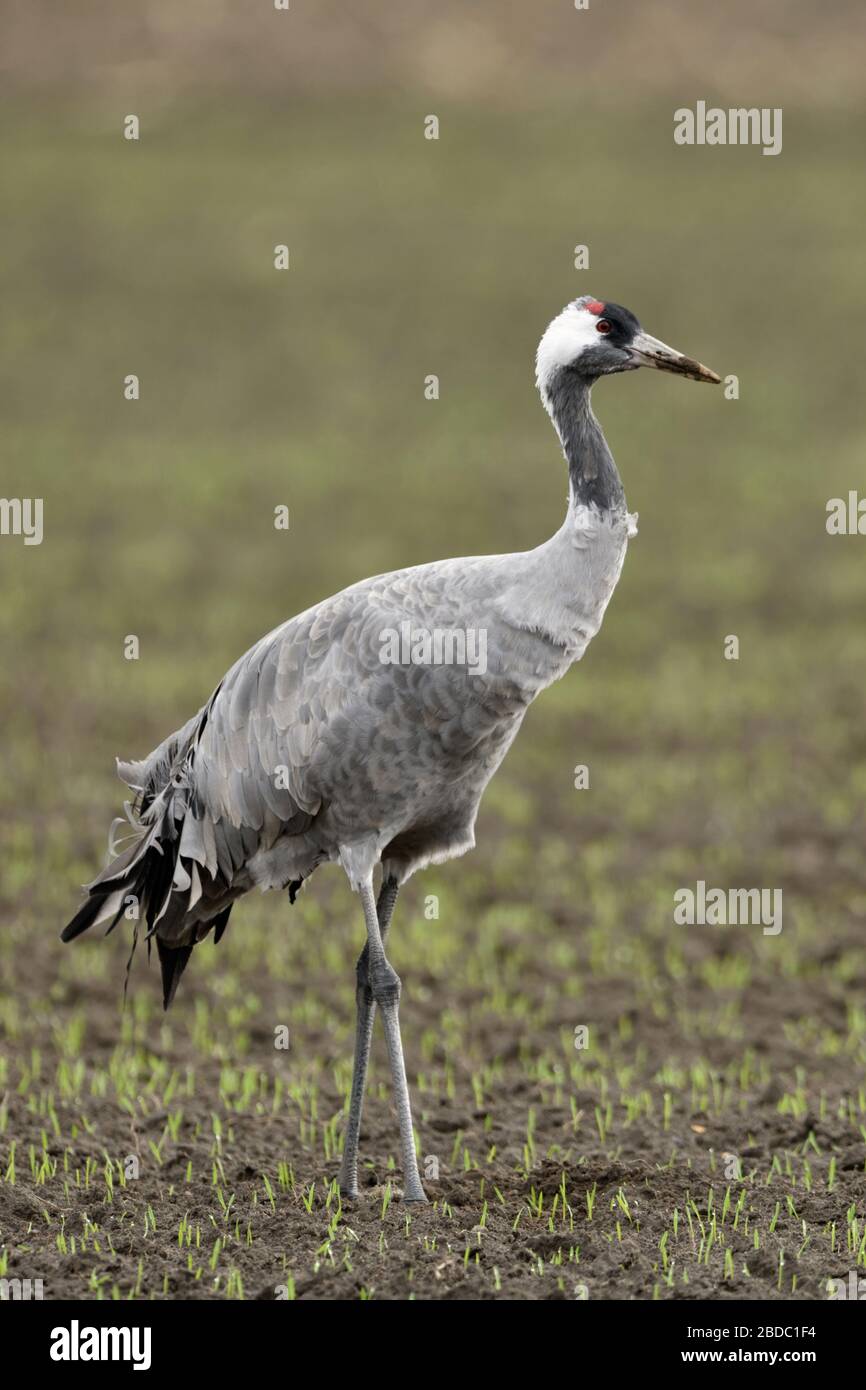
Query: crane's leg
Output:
[[339, 875, 426, 1203], [338, 875, 398, 1199]]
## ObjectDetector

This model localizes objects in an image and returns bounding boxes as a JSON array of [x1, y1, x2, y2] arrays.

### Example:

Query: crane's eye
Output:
[[596, 319, 612, 335]]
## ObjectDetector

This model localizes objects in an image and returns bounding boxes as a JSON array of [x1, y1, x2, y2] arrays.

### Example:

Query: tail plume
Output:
[[157, 939, 194, 1010], [61, 708, 232, 1007]]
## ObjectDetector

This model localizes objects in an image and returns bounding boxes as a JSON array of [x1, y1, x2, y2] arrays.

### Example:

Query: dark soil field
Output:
[[2, 3, 866, 1304], [5, 883, 866, 1302]]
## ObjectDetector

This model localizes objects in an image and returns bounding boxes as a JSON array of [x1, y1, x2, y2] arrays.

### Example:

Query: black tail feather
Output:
[[63, 739, 232, 1009], [61, 893, 109, 943], [212, 904, 232, 944], [157, 938, 194, 1011]]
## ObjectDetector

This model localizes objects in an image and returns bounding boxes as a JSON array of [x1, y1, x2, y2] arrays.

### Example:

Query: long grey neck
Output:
[[544, 368, 626, 514]]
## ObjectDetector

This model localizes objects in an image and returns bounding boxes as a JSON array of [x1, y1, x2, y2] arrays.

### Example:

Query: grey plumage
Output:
[[63, 295, 718, 1200]]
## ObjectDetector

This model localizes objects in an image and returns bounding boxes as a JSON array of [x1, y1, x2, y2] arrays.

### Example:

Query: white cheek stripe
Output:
[[535, 303, 603, 397]]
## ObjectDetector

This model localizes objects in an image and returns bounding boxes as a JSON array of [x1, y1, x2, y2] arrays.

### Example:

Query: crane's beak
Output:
[[628, 330, 720, 383]]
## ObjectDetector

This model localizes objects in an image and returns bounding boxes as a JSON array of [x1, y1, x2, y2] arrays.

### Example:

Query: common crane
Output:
[[63, 296, 719, 1202]]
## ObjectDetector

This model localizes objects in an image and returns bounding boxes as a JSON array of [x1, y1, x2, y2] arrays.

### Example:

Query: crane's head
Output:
[[536, 296, 720, 397]]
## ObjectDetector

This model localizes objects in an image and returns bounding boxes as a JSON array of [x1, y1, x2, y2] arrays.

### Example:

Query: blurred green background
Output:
[[1, 0, 866, 1300], [3, 50, 865, 928]]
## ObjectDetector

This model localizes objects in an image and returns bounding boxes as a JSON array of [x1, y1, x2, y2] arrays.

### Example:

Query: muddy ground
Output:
[[3, 830, 865, 1303]]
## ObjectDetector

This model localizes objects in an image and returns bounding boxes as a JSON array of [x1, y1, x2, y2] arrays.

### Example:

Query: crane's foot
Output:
[[337, 1173, 428, 1206], [402, 1183, 428, 1204]]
